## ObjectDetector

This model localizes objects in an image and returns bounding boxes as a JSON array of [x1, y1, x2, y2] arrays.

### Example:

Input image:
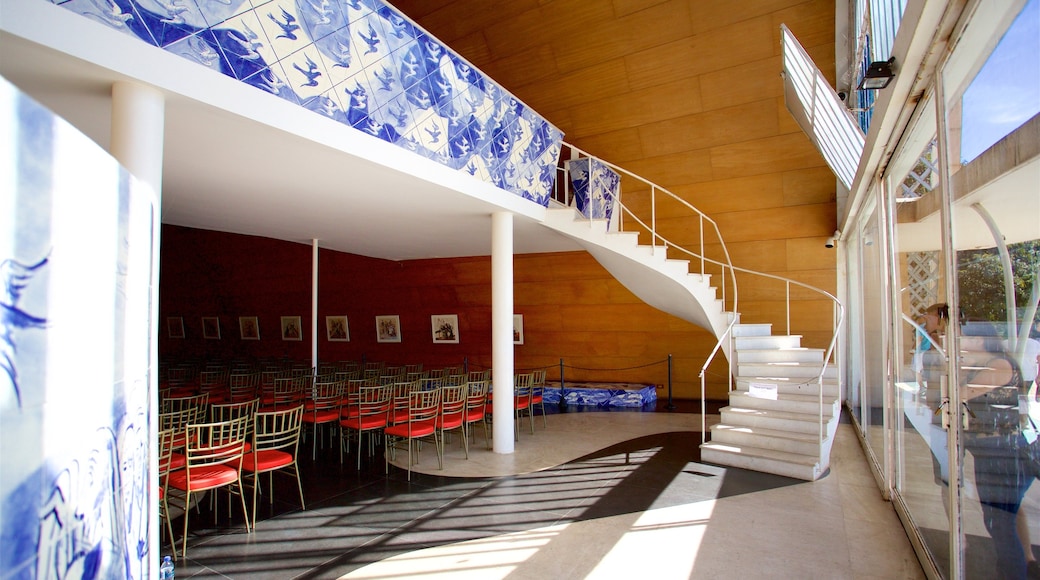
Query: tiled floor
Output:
[[166, 406, 924, 579]]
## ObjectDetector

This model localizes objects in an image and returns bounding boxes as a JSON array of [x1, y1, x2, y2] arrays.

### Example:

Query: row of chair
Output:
[[158, 396, 305, 560], [339, 379, 491, 480], [156, 368, 551, 555]]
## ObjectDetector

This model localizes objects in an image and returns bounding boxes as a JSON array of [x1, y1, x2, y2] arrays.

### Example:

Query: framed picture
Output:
[[513, 314, 524, 345], [431, 314, 459, 344], [202, 316, 221, 339], [239, 316, 260, 340], [167, 316, 184, 339], [326, 315, 350, 341], [280, 316, 303, 341], [375, 315, 401, 343]]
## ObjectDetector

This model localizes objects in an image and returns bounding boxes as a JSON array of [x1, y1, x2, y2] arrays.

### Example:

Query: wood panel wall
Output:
[[385, 0, 839, 398]]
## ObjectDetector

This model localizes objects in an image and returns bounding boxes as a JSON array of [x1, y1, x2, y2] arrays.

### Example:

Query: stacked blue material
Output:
[[541, 383, 657, 408]]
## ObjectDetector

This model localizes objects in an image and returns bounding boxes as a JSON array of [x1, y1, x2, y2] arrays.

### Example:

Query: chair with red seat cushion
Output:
[[241, 404, 305, 528], [166, 415, 252, 558], [209, 398, 259, 453], [199, 367, 230, 404], [513, 372, 535, 439], [228, 371, 260, 403], [438, 383, 468, 458], [303, 379, 345, 459], [388, 379, 420, 426], [385, 387, 442, 480], [530, 368, 548, 429], [464, 380, 490, 451], [157, 428, 180, 561], [339, 383, 391, 468], [263, 375, 309, 411]]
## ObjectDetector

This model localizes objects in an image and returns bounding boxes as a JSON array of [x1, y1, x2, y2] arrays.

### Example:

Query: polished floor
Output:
[[166, 404, 924, 579]]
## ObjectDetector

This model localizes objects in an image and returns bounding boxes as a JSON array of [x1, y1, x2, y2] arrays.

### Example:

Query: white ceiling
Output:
[[0, 21, 581, 262]]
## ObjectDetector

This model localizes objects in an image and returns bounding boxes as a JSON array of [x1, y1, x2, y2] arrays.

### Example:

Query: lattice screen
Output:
[[907, 251, 939, 316]]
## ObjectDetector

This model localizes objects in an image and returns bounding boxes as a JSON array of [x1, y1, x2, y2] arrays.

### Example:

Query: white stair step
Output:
[[732, 323, 773, 338], [729, 391, 839, 417], [606, 230, 641, 245], [735, 348, 824, 364], [736, 362, 838, 379], [735, 377, 840, 397], [718, 406, 830, 434], [700, 442, 824, 481], [662, 258, 690, 275], [734, 335, 802, 350], [710, 424, 826, 456]]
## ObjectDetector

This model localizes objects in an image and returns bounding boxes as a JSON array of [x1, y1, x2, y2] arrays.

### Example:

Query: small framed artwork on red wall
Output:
[[326, 315, 349, 341], [202, 316, 220, 339], [376, 315, 401, 343], [167, 316, 184, 339], [239, 316, 259, 340], [281, 316, 303, 341]]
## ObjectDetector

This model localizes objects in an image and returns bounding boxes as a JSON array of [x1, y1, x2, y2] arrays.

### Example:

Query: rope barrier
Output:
[[553, 358, 670, 373]]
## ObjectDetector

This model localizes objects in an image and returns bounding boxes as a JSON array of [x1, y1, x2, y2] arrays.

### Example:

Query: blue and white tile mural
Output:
[[52, 0, 565, 204], [566, 157, 620, 222], [1, 77, 159, 578]]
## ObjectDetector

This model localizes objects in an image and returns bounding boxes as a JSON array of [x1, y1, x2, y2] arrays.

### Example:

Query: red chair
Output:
[[263, 375, 309, 411], [157, 428, 181, 561], [339, 383, 391, 468], [242, 404, 305, 528], [166, 415, 252, 558], [438, 383, 468, 458], [513, 373, 535, 439], [385, 388, 442, 480], [531, 368, 548, 428], [228, 371, 260, 403], [303, 379, 345, 459], [389, 380, 419, 426], [464, 380, 490, 451]]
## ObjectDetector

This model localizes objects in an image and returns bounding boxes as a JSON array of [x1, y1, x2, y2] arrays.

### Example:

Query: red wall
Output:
[[159, 224, 727, 398], [159, 225, 493, 370]]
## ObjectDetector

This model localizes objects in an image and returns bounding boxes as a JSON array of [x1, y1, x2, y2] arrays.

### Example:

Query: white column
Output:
[[110, 81, 164, 196], [111, 80, 163, 578], [312, 239, 319, 375], [491, 211, 515, 453]]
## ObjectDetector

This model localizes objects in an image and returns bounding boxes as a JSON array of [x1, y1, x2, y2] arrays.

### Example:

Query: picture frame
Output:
[[239, 316, 260, 340], [280, 316, 303, 341], [375, 315, 401, 343], [202, 316, 221, 339], [431, 314, 459, 344], [167, 316, 184, 339], [326, 315, 350, 342], [513, 314, 524, 345]]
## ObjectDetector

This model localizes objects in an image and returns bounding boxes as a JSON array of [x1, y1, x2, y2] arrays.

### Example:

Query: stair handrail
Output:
[[556, 143, 739, 314], [699, 316, 737, 443], [557, 142, 844, 454]]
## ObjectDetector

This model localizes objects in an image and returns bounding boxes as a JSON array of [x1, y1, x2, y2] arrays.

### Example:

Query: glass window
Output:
[[959, 0, 1040, 164]]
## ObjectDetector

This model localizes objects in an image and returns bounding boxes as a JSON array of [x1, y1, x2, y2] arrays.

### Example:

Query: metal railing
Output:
[[555, 142, 844, 453]]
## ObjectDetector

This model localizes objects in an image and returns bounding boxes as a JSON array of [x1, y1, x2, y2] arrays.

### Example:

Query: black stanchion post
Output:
[[463, 357, 468, 375], [559, 358, 566, 413], [666, 353, 676, 410]]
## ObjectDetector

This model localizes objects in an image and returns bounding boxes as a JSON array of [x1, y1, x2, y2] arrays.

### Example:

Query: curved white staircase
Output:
[[539, 202, 840, 481]]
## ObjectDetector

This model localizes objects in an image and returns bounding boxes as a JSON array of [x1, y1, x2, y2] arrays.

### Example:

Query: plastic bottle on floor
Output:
[[159, 555, 175, 579]]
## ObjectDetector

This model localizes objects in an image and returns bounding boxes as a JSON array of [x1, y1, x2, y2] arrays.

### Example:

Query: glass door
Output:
[[888, 92, 952, 577], [941, 1, 1040, 576]]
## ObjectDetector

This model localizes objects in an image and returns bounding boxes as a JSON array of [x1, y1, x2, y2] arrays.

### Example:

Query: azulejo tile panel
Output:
[[1, 77, 158, 579], [53, 0, 564, 205]]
